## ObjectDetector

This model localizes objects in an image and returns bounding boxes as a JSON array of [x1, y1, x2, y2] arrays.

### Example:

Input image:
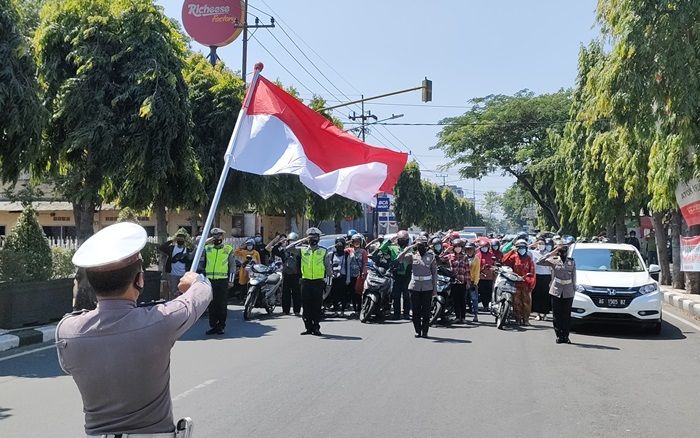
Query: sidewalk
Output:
[[660, 286, 700, 320]]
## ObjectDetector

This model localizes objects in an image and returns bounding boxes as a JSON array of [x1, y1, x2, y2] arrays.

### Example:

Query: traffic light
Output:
[[422, 77, 432, 102]]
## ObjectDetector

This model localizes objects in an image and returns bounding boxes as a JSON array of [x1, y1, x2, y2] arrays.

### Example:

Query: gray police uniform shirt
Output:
[[56, 277, 213, 435], [404, 251, 438, 292], [537, 256, 576, 298]]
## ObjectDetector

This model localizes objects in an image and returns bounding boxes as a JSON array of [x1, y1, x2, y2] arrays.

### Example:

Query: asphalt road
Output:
[[1, 303, 700, 438]]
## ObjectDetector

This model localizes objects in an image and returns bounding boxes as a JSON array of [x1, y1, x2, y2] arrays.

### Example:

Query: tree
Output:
[[0, 0, 45, 182], [434, 90, 571, 229], [393, 161, 425, 229], [483, 191, 501, 223], [499, 184, 532, 229], [2, 205, 52, 282], [34, 0, 201, 243]]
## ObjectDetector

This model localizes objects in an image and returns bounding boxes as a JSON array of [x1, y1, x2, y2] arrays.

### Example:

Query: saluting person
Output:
[[56, 222, 211, 437]]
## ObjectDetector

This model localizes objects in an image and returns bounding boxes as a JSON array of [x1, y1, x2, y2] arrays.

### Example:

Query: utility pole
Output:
[[348, 96, 377, 142]]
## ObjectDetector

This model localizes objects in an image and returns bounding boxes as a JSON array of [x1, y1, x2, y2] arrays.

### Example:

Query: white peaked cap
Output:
[[72, 222, 147, 271]]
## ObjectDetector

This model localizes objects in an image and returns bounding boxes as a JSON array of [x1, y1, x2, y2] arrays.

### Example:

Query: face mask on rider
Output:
[[309, 236, 320, 245], [335, 244, 344, 251], [397, 239, 409, 248], [246, 245, 253, 251], [176, 238, 185, 245], [213, 237, 223, 245], [454, 246, 463, 254], [545, 244, 553, 252], [492, 244, 500, 251], [416, 244, 427, 255], [537, 243, 545, 251], [480, 247, 489, 253], [433, 244, 442, 252], [517, 248, 528, 256]]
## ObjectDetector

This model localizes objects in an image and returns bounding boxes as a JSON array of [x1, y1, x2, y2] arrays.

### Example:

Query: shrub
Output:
[[141, 242, 160, 270], [51, 247, 76, 279], [2, 206, 52, 282]]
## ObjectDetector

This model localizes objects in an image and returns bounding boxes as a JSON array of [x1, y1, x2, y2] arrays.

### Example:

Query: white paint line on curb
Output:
[[0, 344, 56, 363], [0, 335, 19, 352], [173, 379, 217, 402], [37, 326, 57, 343], [664, 311, 700, 332]]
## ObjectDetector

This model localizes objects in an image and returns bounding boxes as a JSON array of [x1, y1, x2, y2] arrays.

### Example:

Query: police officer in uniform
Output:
[[204, 227, 236, 335], [55, 222, 212, 437], [287, 227, 330, 336]]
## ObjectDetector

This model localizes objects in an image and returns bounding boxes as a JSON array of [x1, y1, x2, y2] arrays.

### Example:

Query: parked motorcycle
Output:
[[490, 264, 523, 329], [243, 256, 283, 320], [429, 266, 455, 326], [359, 260, 394, 323]]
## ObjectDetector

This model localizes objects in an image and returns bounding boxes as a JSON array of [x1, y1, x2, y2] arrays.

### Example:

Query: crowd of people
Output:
[[158, 226, 578, 344]]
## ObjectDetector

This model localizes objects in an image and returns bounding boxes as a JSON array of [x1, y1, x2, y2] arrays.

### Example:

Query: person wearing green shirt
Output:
[[645, 231, 658, 265], [370, 231, 412, 319]]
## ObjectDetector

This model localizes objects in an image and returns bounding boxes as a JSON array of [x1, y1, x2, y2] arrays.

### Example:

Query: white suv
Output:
[[570, 243, 662, 334]]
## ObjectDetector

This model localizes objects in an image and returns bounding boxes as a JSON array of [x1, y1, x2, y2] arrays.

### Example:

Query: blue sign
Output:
[[376, 197, 390, 212]]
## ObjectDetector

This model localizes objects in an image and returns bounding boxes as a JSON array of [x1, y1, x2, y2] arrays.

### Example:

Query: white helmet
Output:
[[306, 227, 322, 236], [288, 232, 299, 241]]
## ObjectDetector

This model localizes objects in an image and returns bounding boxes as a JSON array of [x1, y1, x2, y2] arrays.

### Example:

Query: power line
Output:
[[343, 120, 570, 127], [249, 34, 317, 96]]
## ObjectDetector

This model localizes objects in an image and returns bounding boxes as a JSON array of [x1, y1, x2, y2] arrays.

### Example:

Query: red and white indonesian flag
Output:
[[226, 76, 409, 205]]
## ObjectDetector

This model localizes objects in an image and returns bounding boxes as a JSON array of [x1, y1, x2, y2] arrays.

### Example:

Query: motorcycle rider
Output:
[[464, 242, 481, 322], [374, 230, 413, 319], [268, 232, 302, 315], [234, 238, 261, 293], [327, 237, 350, 317], [397, 235, 438, 338], [477, 238, 497, 312], [204, 228, 236, 335], [490, 238, 504, 262], [531, 237, 554, 320], [502, 239, 536, 325], [440, 238, 469, 324], [253, 232, 269, 264], [347, 234, 368, 318], [287, 228, 330, 336]]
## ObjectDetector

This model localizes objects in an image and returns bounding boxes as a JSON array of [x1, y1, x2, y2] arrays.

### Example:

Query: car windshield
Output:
[[572, 248, 645, 272]]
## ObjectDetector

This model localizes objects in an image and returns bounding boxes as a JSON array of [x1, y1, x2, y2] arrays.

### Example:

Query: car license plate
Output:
[[596, 297, 628, 308]]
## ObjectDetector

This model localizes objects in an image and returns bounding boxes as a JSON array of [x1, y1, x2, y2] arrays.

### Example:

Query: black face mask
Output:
[[559, 250, 568, 260], [213, 238, 223, 245], [176, 239, 185, 245], [335, 244, 344, 251], [416, 244, 427, 255], [309, 236, 320, 245], [397, 239, 409, 248]]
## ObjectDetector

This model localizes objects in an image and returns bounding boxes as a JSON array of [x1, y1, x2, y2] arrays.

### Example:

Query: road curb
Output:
[[0, 325, 56, 353], [661, 288, 700, 320]]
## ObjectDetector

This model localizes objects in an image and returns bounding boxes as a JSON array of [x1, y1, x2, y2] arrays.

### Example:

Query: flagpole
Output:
[[190, 63, 265, 273]]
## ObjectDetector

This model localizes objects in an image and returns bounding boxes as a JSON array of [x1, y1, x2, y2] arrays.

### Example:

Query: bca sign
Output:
[[376, 197, 390, 212], [182, 0, 244, 47]]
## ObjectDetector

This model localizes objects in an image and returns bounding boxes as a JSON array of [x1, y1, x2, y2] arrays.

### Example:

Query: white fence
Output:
[[36, 236, 248, 251]]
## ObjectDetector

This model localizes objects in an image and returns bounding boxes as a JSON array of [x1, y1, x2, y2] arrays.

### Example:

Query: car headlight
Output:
[[639, 283, 658, 294], [575, 284, 585, 293]]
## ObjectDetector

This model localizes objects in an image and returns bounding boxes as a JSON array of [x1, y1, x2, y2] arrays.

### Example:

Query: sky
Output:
[[157, 0, 600, 210]]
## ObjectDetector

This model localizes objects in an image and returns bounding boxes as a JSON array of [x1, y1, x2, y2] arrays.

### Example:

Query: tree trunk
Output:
[[509, 170, 560, 230], [651, 212, 671, 286], [615, 210, 626, 244], [685, 224, 700, 294], [669, 211, 683, 289], [606, 222, 615, 242], [284, 211, 294, 233], [73, 200, 96, 245], [334, 219, 342, 234], [154, 200, 168, 244]]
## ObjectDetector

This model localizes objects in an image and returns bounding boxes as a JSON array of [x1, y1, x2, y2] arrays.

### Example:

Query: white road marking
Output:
[[173, 379, 217, 402], [664, 310, 700, 332], [0, 344, 56, 363]]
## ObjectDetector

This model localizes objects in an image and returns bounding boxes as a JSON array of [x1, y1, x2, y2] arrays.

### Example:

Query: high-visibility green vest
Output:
[[301, 246, 327, 280], [205, 244, 233, 280]]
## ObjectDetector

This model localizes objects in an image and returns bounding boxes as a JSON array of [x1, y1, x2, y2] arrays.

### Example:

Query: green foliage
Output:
[[117, 207, 141, 224], [51, 246, 76, 279], [394, 161, 425, 228], [0, 0, 45, 182], [499, 184, 533, 229], [140, 242, 160, 270], [2, 206, 52, 282], [434, 90, 571, 228]]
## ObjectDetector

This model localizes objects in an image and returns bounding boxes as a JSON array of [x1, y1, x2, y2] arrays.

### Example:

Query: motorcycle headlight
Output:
[[639, 283, 658, 294], [251, 273, 266, 281]]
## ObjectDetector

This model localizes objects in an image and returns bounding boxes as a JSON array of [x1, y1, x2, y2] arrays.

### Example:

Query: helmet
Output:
[[351, 233, 363, 242], [430, 237, 442, 246], [491, 239, 501, 248], [415, 235, 428, 244], [245, 238, 255, 246], [452, 238, 465, 247], [397, 230, 409, 240], [544, 238, 554, 246], [306, 227, 322, 236], [335, 236, 347, 246], [514, 239, 528, 248], [465, 241, 476, 250], [450, 231, 460, 240], [210, 227, 225, 236], [477, 237, 490, 247], [419, 231, 430, 238], [516, 232, 528, 241], [346, 228, 358, 238], [288, 232, 299, 241]]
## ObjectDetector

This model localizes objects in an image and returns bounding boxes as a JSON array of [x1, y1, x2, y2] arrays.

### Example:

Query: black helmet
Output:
[[335, 236, 347, 246]]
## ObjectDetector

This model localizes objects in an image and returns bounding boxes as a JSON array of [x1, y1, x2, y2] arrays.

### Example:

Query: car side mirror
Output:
[[648, 264, 661, 274]]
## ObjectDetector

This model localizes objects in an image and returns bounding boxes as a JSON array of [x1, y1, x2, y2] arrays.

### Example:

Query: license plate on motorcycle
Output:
[[596, 297, 627, 308]]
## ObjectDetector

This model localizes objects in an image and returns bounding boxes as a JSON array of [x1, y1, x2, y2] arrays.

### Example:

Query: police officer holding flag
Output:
[[55, 222, 211, 437]]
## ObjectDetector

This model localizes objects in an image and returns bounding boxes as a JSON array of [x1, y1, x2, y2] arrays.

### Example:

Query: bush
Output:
[[2, 206, 52, 282], [51, 247, 76, 279], [141, 242, 160, 270]]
